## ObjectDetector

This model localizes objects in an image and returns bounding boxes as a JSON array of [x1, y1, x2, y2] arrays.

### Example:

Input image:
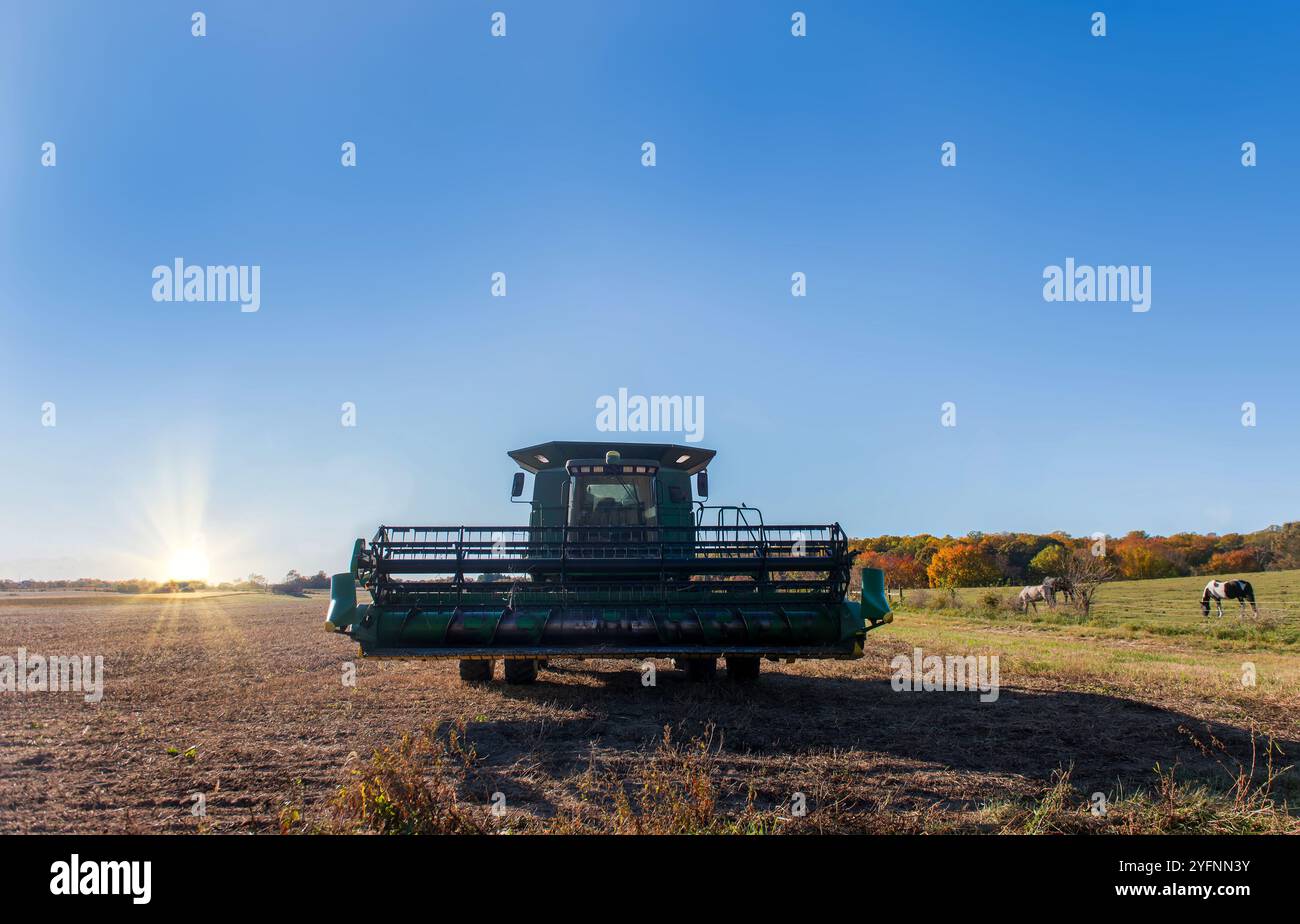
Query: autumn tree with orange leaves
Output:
[[926, 543, 1001, 589], [855, 550, 928, 590]]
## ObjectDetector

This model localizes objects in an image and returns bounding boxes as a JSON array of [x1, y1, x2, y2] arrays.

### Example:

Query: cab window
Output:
[[568, 475, 656, 526]]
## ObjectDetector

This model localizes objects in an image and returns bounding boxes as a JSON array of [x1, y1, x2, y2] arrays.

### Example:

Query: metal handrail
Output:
[[360, 523, 853, 605], [367, 524, 845, 569]]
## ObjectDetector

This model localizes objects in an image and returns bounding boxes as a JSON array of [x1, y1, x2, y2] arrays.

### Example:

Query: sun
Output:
[[167, 548, 210, 581]]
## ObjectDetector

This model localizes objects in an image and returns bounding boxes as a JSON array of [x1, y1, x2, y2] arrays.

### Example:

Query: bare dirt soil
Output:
[[1, 591, 1296, 833]]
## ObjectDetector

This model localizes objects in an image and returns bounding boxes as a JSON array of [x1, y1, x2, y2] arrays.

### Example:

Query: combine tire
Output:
[[684, 658, 717, 682], [725, 656, 760, 682], [459, 659, 494, 683], [504, 659, 539, 685]]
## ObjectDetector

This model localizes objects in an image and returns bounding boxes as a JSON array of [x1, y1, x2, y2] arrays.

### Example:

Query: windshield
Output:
[[568, 475, 656, 527]]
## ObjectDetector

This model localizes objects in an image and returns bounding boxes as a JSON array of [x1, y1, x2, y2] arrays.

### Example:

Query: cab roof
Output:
[[509, 440, 715, 475]]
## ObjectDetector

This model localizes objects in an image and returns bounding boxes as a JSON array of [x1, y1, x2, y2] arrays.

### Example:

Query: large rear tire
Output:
[[725, 656, 760, 682], [459, 659, 494, 683], [503, 659, 539, 685], [684, 658, 717, 682]]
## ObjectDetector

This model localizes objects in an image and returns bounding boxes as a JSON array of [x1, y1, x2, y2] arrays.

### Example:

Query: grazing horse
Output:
[[1042, 576, 1074, 606], [1201, 579, 1257, 618], [1017, 584, 1048, 613]]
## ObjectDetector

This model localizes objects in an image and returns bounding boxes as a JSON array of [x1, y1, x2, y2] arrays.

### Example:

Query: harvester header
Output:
[[326, 440, 891, 684]]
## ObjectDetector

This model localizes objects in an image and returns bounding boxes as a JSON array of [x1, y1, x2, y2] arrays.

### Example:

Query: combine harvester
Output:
[[326, 441, 892, 684]]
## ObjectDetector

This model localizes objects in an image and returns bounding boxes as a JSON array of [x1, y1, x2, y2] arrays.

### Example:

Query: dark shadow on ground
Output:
[[472, 662, 1296, 811]]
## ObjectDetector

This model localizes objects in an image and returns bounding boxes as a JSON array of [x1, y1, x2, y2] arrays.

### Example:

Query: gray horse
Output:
[[1017, 584, 1048, 613]]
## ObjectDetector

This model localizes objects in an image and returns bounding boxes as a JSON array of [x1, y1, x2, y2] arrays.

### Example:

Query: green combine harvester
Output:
[[326, 441, 892, 684]]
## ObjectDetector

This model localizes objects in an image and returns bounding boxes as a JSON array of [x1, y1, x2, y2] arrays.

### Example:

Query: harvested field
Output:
[[1, 590, 1296, 833]]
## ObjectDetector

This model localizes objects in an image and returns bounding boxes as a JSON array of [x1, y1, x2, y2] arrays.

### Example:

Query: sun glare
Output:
[[167, 548, 210, 582]]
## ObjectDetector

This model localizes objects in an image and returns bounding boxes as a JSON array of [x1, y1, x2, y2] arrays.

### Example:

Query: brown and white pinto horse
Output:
[[1201, 579, 1257, 618]]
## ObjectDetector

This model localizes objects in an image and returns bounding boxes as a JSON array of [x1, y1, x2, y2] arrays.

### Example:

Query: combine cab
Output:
[[325, 441, 892, 683]]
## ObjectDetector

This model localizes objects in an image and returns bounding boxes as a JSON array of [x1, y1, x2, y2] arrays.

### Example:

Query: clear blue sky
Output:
[[2, 1, 1298, 581]]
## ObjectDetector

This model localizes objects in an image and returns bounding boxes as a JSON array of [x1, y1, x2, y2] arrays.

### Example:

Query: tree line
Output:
[[851, 521, 1300, 589], [1, 570, 332, 595]]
